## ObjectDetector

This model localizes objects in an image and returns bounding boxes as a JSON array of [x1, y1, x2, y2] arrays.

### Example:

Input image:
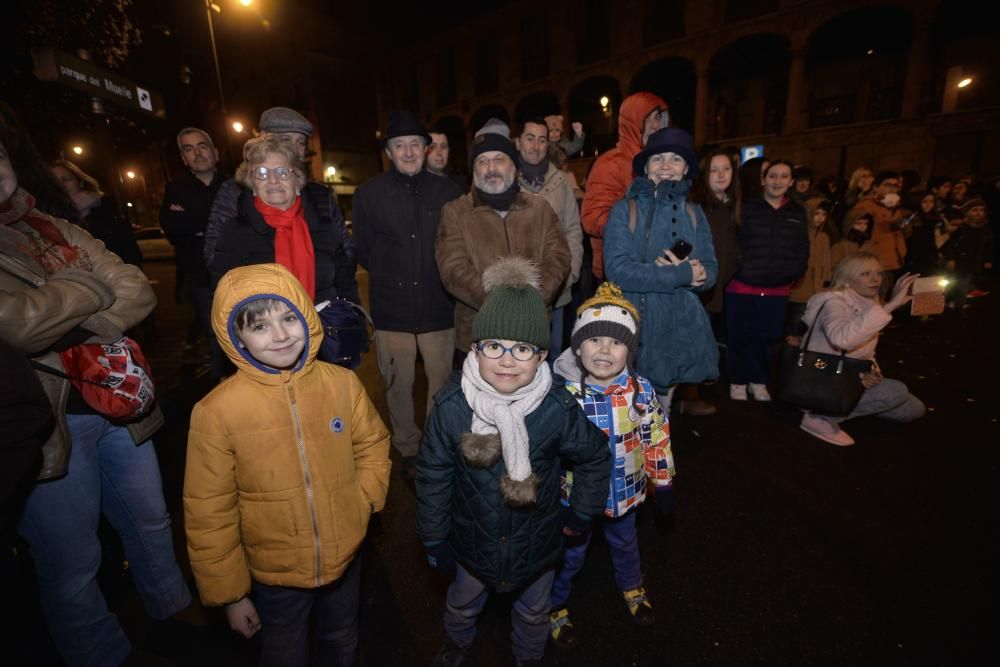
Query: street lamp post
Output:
[[204, 1, 227, 117]]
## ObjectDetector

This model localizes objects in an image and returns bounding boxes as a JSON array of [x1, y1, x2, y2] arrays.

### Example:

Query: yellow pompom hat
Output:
[[571, 282, 640, 354]]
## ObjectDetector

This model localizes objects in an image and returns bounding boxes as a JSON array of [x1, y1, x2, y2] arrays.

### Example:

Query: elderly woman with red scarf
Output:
[[212, 136, 345, 304]]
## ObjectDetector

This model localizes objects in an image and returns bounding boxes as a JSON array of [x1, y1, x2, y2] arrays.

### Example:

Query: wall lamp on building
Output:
[[232, 121, 245, 133], [324, 166, 337, 183], [957, 77, 973, 89], [126, 170, 136, 179], [71, 145, 84, 155]]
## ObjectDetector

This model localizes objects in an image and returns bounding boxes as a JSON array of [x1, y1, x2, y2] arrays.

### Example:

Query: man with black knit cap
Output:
[[436, 119, 571, 358], [353, 110, 462, 479]]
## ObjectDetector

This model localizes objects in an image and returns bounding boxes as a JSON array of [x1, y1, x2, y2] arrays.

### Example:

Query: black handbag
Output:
[[776, 302, 873, 416], [316, 299, 373, 370]]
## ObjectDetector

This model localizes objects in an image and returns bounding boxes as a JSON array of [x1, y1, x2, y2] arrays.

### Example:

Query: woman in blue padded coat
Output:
[[603, 127, 718, 416]]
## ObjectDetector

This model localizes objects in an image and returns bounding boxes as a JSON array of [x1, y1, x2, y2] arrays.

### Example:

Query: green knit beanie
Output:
[[471, 256, 550, 349]]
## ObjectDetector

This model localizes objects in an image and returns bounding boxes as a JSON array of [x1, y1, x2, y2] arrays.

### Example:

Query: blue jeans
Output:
[[551, 510, 642, 609], [444, 564, 554, 660], [17, 414, 190, 667], [253, 555, 361, 667]]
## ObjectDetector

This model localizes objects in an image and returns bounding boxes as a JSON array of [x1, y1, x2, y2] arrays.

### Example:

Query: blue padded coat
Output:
[[604, 177, 719, 392]]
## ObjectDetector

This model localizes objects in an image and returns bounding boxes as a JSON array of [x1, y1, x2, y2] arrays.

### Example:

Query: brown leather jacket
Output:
[[0, 192, 160, 479], [436, 189, 570, 351]]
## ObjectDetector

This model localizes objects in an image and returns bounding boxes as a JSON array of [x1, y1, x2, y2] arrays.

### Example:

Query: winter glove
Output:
[[560, 505, 592, 536], [424, 542, 456, 577], [653, 484, 676, 516]]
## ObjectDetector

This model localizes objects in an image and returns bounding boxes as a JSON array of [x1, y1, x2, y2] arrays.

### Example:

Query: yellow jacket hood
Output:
[[211, 263, 322, 380]]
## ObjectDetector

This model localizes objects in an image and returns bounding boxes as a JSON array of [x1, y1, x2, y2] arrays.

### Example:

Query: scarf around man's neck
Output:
[[475, 180, 520, 211], [519, 157, 549, 192], [254, 195, 316, 300], [460, 349, 552, 506]]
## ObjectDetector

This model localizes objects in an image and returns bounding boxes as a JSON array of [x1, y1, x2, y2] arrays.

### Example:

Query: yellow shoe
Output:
[[549, 607, 579, 648], [622, 587, 655, 626]]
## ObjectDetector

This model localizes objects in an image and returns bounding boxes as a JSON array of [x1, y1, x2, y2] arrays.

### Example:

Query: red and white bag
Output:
[[55, 337, 156, 420]]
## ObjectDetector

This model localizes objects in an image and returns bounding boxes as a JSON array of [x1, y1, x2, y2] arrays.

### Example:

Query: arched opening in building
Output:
[[567, 75, 622, 155], [708, 33, 789, 141], [513, 91, 562, 129], [806, 6, 912, 128], [469, 104, 511, 137], [430, 115, 468, 177], [629, 57, 696, 134]]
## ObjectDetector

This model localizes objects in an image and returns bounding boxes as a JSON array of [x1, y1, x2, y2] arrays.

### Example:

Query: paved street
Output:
[[10, 260, 998, 666]]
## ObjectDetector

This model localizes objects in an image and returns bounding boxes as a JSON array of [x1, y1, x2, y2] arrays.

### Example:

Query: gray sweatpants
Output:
[[827, 378, 925, 424]]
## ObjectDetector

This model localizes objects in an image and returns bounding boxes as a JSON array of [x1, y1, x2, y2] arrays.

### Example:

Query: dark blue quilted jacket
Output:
[[415, 373, 610, 591]]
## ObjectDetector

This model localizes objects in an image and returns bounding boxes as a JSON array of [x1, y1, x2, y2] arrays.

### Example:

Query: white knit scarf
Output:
[[460, 350, 552, 482]]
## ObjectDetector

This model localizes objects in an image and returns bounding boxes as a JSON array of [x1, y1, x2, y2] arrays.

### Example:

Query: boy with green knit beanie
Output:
[[416, 256, 611, 667]]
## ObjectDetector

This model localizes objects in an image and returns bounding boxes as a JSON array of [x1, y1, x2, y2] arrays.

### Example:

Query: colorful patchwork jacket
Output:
[[553, 349, 674, 517]]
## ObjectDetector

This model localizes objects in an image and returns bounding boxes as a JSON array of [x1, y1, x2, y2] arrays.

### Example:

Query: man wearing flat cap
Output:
[[353, 110, 462, 479], [436, 118, 571, 355]]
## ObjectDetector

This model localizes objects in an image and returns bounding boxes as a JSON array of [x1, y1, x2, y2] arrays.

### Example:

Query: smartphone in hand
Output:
[[667, 239, 693, 260]]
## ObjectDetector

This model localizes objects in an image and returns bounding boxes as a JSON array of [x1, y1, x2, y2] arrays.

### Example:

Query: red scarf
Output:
[[254, 195, 316, 299]]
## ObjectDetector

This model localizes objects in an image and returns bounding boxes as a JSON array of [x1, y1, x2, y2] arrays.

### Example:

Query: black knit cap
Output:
[[469, 132, 519, 170]]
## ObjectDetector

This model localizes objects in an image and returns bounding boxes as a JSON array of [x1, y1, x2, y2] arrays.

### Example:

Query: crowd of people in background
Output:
[[2, 88, 997, 667]]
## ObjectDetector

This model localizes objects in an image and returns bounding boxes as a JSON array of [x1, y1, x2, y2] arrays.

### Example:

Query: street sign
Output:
[[740, 144, 764, 164], [31, 48, 166, 118]]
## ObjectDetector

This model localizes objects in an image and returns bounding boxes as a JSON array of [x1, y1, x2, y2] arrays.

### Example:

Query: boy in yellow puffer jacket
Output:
[[183, 264, 390, 667]]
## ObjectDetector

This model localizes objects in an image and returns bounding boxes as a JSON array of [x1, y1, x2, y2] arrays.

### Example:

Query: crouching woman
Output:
[[799, 251, 925, 446]]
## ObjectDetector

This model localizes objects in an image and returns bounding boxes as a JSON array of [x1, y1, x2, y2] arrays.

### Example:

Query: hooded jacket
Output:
[[415, 371, 610, 592], [581, 92, 667, 279], [603, 178, 719, 391], [183, 264, 390, 606], [552, 350, 673, 518]]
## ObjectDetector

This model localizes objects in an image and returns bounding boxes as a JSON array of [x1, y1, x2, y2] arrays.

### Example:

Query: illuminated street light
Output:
[[126, 170, 136, 179], [958, 77, 973, 88], [71, 145, 83, 155], [599, 95, 610, 110], [326, 166, 337, 177], [866, 49, 874, 55], [232, 121, 245, 133], [126, 202, 134, 207]]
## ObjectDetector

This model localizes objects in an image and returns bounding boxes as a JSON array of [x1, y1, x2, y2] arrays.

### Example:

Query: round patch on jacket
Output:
[[330, 417, 344, 433]]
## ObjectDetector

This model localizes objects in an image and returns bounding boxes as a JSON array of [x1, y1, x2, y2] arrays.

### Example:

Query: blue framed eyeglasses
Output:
[[475, 340, 542, 361]]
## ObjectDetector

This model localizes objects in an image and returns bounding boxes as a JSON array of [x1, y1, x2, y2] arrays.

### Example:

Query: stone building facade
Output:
[[374, 0, 999, 181]]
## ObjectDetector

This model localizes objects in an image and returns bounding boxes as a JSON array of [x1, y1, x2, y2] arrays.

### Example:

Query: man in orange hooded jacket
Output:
[[581, 92, 669, 280]]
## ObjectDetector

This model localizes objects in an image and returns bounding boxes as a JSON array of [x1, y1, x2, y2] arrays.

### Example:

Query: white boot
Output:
[[729, 384, 748, 401], [748, 383, 771, 401]]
